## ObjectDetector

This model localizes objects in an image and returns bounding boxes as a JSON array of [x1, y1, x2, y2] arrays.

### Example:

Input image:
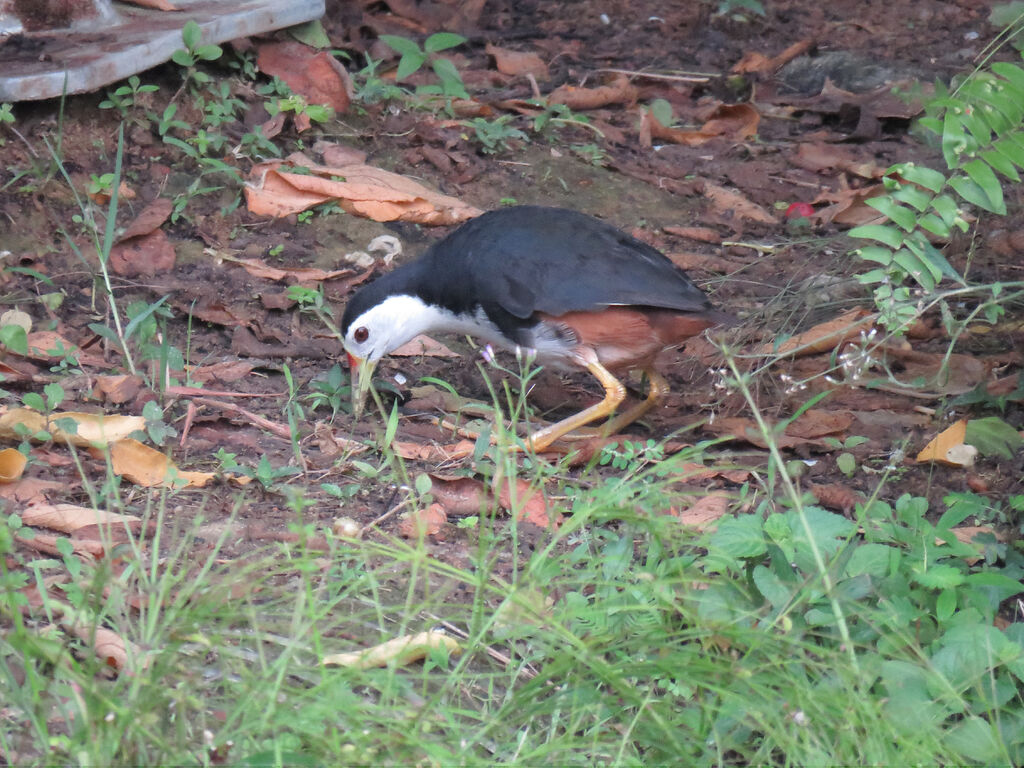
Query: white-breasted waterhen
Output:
[[341, 205, 730, 451]]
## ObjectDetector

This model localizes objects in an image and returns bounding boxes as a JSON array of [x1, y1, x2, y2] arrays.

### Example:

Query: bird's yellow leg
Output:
[[526, 357, 626, 453], [600, 368, 670, 437]]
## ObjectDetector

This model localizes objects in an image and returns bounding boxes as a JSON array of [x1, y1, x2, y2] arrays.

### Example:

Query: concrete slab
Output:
[[0, 0, 324, 102]]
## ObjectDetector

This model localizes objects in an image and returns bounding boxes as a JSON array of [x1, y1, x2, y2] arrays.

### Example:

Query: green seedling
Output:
[[99, 75, 158, 119], [379, 32, 469, 98], [171, 20, 224, 88], [463, 115, 527, 154]]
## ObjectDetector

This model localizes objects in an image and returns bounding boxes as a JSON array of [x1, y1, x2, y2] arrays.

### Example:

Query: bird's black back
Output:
[[342, 206, 718, 340]]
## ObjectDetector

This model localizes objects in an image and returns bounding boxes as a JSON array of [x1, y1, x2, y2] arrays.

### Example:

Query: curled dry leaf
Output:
[[707, 409, 851, 449], [397, 503, 448, 539], [119, 0, 178, 9], [256, 41, 351, 117], [809, 482, 863, 513], [0, 476, 65, 504], [391, 334, 459, 358], [732, 39, 814, 74], [21, 503, 141, 534], [222, 255, 356, 283], [485, 43, 550, 79], [916, 420, 975, 467], [17, 331, 106, 367], [392, 440, 475, 463], [702, 182, 776, 225], [865, 347, 988, 399], [548, 75, 638, 110], [497, 477, 559, 528], [110, 438, 216, 488], [323, 630, 461, 668], [245, 160, 483, 224], [672, 492, 731, 528], [92, 374, 145, 405], [0, 448, 27, 482], [648, 103, 760, 146], [763, 307, 875, 357], [0, 409, 145, 448]]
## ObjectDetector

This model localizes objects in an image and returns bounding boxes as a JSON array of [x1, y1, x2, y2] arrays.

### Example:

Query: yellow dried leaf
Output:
[[322, 630, 461, 669], [110, 439, 216, 488], [916, 420, 970, 466], [0, 448, 27, 482]]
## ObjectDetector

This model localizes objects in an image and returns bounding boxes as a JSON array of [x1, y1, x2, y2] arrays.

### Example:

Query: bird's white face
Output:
[[342, 294, 441, 362]]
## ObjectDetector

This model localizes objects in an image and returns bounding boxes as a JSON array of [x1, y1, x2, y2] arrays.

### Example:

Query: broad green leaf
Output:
[[941, 107, 975, 168], [916, 212, 951, 238], [866, 197, 917, 231], [787, 506, 857, 557], [856, 244, 894, 265], [845, 543, 897, 578], [993, 137, 1024, 172], [935, 588, 956, 622], [432, 58, 469, 98], [849, 223, 904, 249], [709, 514, 766, 559], [650, 98, 674, 127], [913, 563, 965, 590], [929, 193, 960, 226], [979, 148, 1020, 181], [0, 325, 27, 355], [396, 52, 427, 81], [965, 571, 1024, 603], [379, 35, 423, 58], [965, 416, 1024, 459], [944, 716, 1005, 764], [893, 162, 945, 193], [171, 49, 194, 67], [892, 248, 936, 291], [962, 158, 1006, 213], [751, 565, 792, 609], [949, 173, 1005, 214], [890, 183, 932, 212], [992, 60, 1024, 92], [181, 19, 201, 49], [424, 32, 467, 53], [288, 19, 331, 49]]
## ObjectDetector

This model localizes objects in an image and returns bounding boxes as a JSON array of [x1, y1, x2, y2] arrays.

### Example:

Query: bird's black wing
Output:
[[418, 206, 715, 320]]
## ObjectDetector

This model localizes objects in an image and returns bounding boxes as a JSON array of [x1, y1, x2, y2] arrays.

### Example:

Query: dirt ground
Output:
[[0, 0, 1021, 563]]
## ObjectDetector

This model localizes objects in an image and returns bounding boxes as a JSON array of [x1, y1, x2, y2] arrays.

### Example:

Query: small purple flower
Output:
[[481, 344, 495, 365]]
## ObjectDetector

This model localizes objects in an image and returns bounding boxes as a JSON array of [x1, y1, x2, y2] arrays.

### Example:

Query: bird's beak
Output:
[[348, 352, 377, 419]]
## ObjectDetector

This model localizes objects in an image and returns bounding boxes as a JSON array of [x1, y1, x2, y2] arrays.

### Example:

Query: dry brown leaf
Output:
[[791, 142, 882, 179], [814, 184, 886, 227], [810, 482, 863, 513], [0, 409, 145, 447], [702, 182, 776, 225], [222, 255, 356, 283], [92, 374, 145, 405], [110, 438, 215, 488], [245, 160, 483, 224], [323, 630, 461, 668], [866, 347, 988, 399], [497, 477, 559, 528], [645, 103, 759, 147], [707, 409, 850, 449], [66, 622, 133, 671], [763, 308, 875, 357], [119, 0, 178, 9], [17, 331, 106, 367], [785, 410, 854, 439], [257, 41, 351, 118], [392, 439, 475, 462], [732, 39, 814, 74], [485, 43, 549, 79], [398, 503, 448, 539], [673, 492, 731, 528], [187, 360, 257, 384], [391, 334, 460, 358], [548, 75, 638, 110], [21, 503, 141, 533], [664, 226, 721, 243], [0, 476, 64, 504], [0, 448, 27, 482], [16, 532, 105, 558], [916, 420, 974, 466]]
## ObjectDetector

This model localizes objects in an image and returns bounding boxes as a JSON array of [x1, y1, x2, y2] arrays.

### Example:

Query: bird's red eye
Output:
[[354, 327, 369, 344]]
